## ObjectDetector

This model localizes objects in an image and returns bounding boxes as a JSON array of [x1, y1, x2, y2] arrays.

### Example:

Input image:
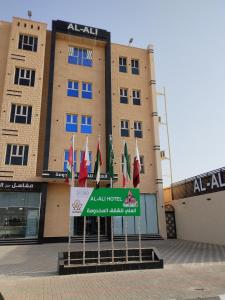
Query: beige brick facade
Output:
[[0, 17, 166, 241]]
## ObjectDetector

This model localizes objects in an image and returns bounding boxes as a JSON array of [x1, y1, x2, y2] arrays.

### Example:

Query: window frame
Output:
[[81, 115, 92, 134], [10, 104, 32, 124], [18, 34, 38, 52], [131, 59, 139, 75], [82, 82, 92, 99], [64, 150, 77, 172], [5, 144, 29, 166], [65, 114, 78, 132], [67, 80, 79, 97], [68, 46, 93, 67], [119, 56, 127, 73], [132, 89, 141, 105], [134, 121, 143, 138], [120, 88, 128, 104], [121, 120, 129, 137], [140, 155, 144, 174], [14, 67, 35, 87]]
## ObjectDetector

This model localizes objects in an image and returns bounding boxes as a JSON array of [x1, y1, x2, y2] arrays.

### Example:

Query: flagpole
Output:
[[110, 177, 114, 263], [83, 136, 88, 266], [108, 134, 115, 264], [68, 135, 75, 266], [123, 140, 129, 263], [97, 135, 101, 265], [136, 138, 142, 263]]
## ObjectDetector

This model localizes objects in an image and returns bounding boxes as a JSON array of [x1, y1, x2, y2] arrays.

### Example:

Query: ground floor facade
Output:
[[0, 180, 162, 243]]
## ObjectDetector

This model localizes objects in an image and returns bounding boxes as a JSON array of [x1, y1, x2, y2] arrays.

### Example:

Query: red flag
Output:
[[133, 140, 140, 187], [78, 137, 90, 187]]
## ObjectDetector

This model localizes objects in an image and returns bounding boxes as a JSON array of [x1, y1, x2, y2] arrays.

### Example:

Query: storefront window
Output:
[[0, 192, 41, 239], [113, 194, 159, 235]]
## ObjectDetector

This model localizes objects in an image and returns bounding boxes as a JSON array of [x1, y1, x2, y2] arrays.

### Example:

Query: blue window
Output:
[[67, 80, 79, 97], [64, 150, 76, 172], [68, 47, 92, 67], [80, 151, 92, 173], [82, 82, 92, 99], [81, 116, 92, 134], [66, 114, 78, 132]]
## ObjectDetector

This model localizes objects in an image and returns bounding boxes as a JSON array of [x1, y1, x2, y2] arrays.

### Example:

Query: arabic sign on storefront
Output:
[[0, 181, 41, 192], [70, 188, 140, 217]]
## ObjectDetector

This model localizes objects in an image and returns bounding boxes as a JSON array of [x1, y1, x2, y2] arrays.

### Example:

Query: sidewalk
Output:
[[0, 239, 225, 299]]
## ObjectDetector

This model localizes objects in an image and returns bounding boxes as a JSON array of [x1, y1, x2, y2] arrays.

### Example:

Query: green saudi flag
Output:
[[93, 141, 102, 184], [107, 135, 114, 180]]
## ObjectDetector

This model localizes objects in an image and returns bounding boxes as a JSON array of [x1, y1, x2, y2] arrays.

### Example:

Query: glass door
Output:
[[73, 217, 107, 236]]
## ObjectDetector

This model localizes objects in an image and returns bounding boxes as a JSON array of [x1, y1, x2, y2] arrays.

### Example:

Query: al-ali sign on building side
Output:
[[70, 188, 140, 217]]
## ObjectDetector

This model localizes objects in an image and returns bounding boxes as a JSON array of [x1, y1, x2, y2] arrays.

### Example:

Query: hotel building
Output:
[[0, 17, 166, 243]]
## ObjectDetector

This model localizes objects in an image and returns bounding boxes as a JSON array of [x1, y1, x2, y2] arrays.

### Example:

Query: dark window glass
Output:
[[120, 88, 128, 104], [131, 59, 139, 75], [10, 104, 16, 122], [18, 34, 38, 52], [5, 145, 11, 165], [119, 57, 127, 73]]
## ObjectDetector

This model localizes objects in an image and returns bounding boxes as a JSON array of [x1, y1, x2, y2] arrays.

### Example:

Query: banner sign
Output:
[[172, 168, 225, 200], [70, 188, 140, 217]]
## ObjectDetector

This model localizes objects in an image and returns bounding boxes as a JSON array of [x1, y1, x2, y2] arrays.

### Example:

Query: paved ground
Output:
[[0, 239, 225, 299]]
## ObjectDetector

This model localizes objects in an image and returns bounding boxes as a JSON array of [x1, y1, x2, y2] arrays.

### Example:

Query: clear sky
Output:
[[1, 0, 225, 185]]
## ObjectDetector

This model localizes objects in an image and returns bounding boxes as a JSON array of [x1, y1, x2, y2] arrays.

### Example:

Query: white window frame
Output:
[[9, 145, 26, 165], [140, 155, 144, 174], [120, 88, 128, 97], [16, 68, 32, 86], [134, 121, 142, 131], [20, 34, 36, 51], [121, 120, 129, 130], [119, 57, 127, 67], [132, 89, 140, 99], [12, 104, 30, 123]]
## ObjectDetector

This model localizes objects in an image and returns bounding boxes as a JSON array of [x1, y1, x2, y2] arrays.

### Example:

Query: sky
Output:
[[1, 0, 225, 185]]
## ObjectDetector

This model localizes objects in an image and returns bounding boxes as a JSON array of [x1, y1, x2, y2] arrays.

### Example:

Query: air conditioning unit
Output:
[[160, 150, 166, 160]]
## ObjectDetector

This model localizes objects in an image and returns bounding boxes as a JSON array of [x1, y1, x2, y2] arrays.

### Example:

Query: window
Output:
[[18, 34, 38, 52], [67, 80, 79, 97], [134, 121, 142, 138], [14, 68, 35, 87], [10, 104, 32, 124], [131, 59, 139, 75], [121, 120, 129, 137], [5, 144, 29, 166], [81, 116, 92, 134], [66, 114, 78, 132], [82, 82, 92, 99], [132, 90, 141, 105], [140, 156, 144, 174], [80, 151, 92, 173], [120, 88, 128, 104], [68, 47, 92, 67], [64, 150, 77, 172], [119, 57, 127, 73]]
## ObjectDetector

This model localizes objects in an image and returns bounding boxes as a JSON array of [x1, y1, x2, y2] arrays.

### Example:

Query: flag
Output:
[[133, 140, 140, 187], [107, 135, 114, 180], [122, 141, 131, 187], [78, 137, 90, 187], [65, 138, 73, 185], [94, 139, 103, 185]]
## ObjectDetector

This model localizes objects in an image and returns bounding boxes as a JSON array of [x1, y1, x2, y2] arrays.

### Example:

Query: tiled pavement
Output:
[[0, 239, 225, 299]]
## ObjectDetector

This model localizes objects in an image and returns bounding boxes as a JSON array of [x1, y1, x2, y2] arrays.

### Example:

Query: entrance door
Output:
[[73, 217, 107, 236], [165, 211, 177, 239]]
